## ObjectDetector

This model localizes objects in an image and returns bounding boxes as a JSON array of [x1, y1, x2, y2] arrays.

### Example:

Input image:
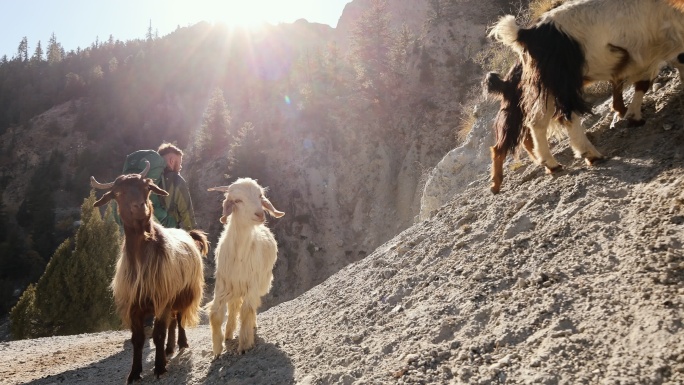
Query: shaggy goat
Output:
[[484, 57, 683, 194], [206, 178, 284, 357], [91, 161, 207, 383], [488, 0, 684, 176]]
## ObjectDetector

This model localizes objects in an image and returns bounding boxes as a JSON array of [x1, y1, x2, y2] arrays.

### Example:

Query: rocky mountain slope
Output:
[[3, 49, 684, 385]]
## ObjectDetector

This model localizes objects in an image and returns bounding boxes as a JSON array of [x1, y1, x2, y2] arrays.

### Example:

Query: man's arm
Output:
[[174, 175, 197, 231]]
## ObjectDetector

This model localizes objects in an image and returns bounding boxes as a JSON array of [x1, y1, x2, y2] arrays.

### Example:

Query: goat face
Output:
[[91, 174, 168, 222], [209, 178, 285, 225]]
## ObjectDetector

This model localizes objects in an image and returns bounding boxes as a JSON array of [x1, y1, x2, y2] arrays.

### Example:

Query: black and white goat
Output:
[[488, 0, 684, 176], [484, 57, 684, 194]]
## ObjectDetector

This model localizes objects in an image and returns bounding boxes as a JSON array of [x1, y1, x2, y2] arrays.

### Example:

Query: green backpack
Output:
[[114, 150, 171, 226]]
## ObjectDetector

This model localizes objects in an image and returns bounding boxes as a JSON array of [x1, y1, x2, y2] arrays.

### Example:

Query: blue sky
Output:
[[0, 0, 350, 59]]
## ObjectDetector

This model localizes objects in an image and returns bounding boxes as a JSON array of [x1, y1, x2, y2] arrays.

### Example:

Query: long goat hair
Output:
[[91, 163, 206, 383]]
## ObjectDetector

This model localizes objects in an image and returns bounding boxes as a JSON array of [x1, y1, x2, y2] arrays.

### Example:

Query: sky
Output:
[[0, 0, 350, 60]]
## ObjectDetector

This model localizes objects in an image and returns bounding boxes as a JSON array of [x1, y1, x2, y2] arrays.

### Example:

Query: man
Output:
[[157, 142, 197, 231], [144, 143, 197, 338]]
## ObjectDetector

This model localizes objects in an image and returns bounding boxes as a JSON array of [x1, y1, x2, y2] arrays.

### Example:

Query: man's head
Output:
[[158, 142, 184, 172]]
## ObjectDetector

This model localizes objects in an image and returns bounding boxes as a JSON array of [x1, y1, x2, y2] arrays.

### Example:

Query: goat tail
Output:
[[189, 230, 210, 256], [488, 15, 522, 54]]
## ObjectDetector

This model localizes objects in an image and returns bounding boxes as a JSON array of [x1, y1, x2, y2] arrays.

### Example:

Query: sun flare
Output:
[[200, 0, 307, 29]]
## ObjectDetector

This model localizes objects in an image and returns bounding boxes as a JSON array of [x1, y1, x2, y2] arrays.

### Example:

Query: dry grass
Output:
[[456, 105, 478, 143], [528, 0, 567, 22], [584, 81, 613, 98]]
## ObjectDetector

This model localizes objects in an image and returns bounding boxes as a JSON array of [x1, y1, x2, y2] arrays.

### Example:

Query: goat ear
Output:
[[261, 196, 285, 218], [221, 198, 235, 223], [94, 191, 114, 207], [148, 181, 169, 196]]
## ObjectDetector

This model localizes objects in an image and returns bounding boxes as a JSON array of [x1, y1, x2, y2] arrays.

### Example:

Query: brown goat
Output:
[[484, 62, 535, 194], [91, 161, 207, 383]]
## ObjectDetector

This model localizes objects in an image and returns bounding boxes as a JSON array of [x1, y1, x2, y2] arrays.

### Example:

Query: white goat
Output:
[[489, 0, 684, 173], [207, 178, 284, 357]]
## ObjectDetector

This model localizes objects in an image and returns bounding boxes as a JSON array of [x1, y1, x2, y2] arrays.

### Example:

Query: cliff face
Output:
[[252, 0, 520, 306]]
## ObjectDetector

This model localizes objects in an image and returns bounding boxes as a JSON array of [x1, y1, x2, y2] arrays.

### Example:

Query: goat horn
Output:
[[139, 160, 151, 178], [90, 176, 115, 190], [208, 186, 231, 192]]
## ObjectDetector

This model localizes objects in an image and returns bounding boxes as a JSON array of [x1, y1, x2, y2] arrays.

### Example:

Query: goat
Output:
[[611, 54, 684, 125], [488, 0, 684, 177], [206, 178, 284, 357], [90, 161, 207, 383], [484, 58, 682, 194]]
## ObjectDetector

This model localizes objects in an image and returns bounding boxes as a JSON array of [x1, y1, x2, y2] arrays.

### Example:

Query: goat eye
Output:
[[234, 199, 242, 204]]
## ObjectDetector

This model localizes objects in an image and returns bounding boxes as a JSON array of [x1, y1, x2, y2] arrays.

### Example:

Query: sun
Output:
[[201, 0, 306, 28]]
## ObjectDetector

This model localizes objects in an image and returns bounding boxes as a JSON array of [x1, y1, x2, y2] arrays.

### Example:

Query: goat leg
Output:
[[490, 146, 505, 194], [210, 300, 227, 358], [177, 312, 189, 350], [238, 301, 257, 354], [165, 314, 177, 356], [625, 79, 649, 127], [152, 312, 171, 378], [128, 310, 146, 383]]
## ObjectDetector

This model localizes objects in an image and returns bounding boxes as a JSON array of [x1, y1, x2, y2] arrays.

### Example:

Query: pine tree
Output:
[[146, 20, 154, 41], [9, 284, 41, 339], [31, 41, 43, 64], [228, 122, 263, 179], [350, 0, 392, 104], [16, 36, 28, 62], [195, 87, 232, 159], [10, 192, 121, 339], [46, 33, 63, 64]]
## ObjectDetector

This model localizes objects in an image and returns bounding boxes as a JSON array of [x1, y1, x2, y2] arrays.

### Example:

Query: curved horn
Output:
[[139, 160, 151, 178], [208, 186, 231, 192], [90, 176, 115, 190]]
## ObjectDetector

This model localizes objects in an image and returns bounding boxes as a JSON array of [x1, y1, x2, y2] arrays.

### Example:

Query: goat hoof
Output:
[[545, 164, 563, 174], [154, 367, 168, 378], [490, 183, 501, 194], [165, 347, 175, 356], [127, 373, 142, 383], [585, 156, 605, 166], [627, 118, 646, 127]]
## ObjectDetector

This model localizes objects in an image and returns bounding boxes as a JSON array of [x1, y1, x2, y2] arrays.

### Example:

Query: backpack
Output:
[[114, 150, 170, 226]]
